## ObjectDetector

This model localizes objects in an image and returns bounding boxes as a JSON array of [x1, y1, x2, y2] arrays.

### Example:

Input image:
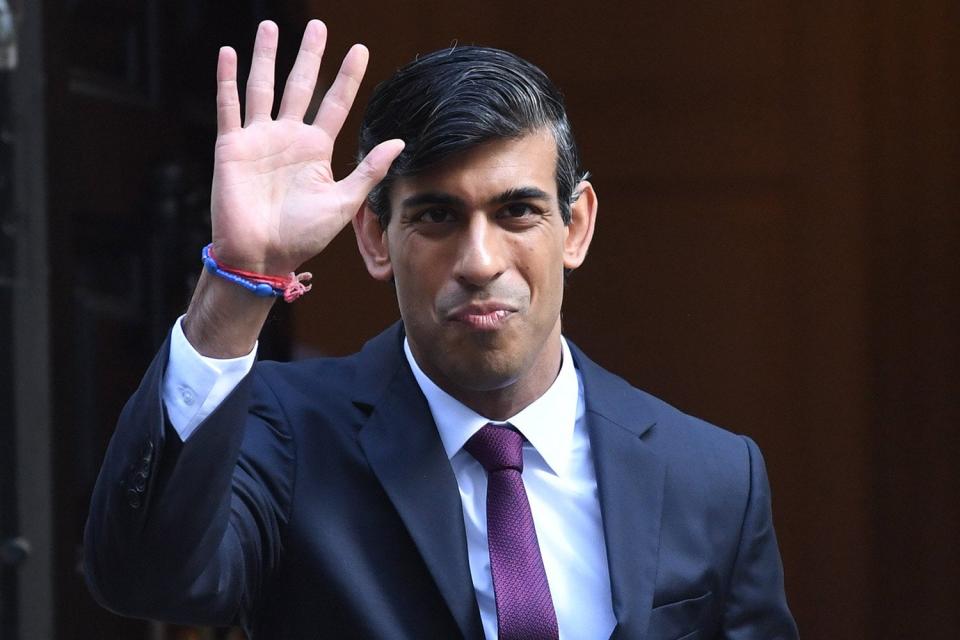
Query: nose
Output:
[[453, 214, 505, 288]]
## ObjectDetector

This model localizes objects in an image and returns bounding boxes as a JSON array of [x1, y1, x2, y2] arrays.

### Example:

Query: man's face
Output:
[[366, 130, 594, 410]]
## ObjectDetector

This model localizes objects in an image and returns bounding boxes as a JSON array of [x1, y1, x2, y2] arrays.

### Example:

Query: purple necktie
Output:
[[465, 424, 559, 640]]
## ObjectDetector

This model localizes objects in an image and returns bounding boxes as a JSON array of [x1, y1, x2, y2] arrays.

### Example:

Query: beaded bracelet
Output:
[[201, 244, 313, 302]]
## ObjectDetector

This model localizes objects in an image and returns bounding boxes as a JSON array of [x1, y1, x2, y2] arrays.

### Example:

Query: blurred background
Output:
[[1, 0, 957, 638]]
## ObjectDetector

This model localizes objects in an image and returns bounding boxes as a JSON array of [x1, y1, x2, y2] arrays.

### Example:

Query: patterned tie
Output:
[[465, 424, 559, 640]]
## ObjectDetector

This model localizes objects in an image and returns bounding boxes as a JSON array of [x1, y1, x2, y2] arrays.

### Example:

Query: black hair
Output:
[[357, 46, 586, 226]]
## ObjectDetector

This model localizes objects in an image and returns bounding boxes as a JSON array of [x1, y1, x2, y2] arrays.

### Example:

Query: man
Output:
[[84, 20, 798, 640]]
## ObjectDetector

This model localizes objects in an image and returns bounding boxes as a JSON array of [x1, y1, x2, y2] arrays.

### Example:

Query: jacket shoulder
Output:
[[570, 339, 756, 482], [249, 321, 406, 415]]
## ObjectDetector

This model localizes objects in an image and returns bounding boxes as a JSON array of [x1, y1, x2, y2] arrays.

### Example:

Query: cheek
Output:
[[394, 255, 444, 318], [517, 239, 565, 296]]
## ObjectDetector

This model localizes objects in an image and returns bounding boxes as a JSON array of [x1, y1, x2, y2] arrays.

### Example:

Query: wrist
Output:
[[210, 240, 300, 276], [183, 270, 275, 358]]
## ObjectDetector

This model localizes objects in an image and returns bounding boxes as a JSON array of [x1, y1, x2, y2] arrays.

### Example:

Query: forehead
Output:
[[389, 130, 558, 207]]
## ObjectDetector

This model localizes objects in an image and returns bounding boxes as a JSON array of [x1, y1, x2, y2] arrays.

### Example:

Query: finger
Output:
[[278, 20, 328, 121], [339, 139, 406, 204], [312, 44, 369, 143], [244, 20, 279, 124], [216, 47, 242, 134]]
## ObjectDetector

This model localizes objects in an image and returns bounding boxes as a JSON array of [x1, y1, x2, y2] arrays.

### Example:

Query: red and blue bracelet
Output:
[[201, 244, 312, 302]]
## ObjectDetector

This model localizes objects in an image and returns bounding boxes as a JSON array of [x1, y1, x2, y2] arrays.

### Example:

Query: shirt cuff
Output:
[[162, 315, 257, 441]]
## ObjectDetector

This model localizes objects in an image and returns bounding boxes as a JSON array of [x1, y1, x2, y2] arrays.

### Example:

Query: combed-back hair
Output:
[[357, 45, 586, 226]]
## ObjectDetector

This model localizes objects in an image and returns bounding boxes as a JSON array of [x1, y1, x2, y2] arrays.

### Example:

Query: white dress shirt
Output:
[[403, 337, 616, 640], [163, 316, 616, 639]]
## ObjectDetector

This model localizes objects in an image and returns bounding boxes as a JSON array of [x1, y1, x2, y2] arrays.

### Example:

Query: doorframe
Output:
[[9, 0, 54, 638]]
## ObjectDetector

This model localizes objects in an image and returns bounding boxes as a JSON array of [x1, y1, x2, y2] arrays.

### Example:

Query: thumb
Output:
[[340, 139, 405, 205]]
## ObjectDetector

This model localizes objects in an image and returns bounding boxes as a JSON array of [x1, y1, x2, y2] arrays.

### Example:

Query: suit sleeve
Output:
[[719, 436, 799, 639], [83, 335, 295, 630]]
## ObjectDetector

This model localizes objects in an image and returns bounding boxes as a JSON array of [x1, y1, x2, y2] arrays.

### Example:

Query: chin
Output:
[[440, 350, 523, 393]]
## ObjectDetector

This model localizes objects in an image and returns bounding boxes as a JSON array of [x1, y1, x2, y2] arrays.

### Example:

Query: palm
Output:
[[210, 21, 402, 274], [212, 121, 340, 270]]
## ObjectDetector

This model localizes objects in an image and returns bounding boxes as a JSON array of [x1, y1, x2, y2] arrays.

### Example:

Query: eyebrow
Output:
[[493, 186, 551, 204], [400, 192, 465, 209], [400, 186, 551, 210]]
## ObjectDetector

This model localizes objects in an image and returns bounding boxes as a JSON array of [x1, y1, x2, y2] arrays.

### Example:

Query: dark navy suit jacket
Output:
[[84, 322, 798, 639]]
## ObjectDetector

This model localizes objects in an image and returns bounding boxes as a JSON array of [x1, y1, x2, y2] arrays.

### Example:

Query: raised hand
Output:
[[210, 20, 403, 274], [184, 21, 401, 357]]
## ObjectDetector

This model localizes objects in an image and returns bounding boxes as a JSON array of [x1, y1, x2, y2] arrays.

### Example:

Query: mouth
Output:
[[446, 303, 517, 331]]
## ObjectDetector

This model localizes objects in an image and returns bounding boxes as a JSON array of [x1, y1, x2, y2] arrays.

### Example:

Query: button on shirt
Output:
[[403, 337, 616, 640], [163, 317, 616, 639]]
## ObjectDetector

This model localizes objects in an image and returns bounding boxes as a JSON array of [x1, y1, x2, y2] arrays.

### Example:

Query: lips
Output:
[[446, 302, 517, 330]]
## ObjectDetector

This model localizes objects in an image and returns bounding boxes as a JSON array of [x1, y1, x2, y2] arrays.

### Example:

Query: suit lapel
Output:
[[570, 342, 666, 640], [350, 327, 664, 639], [353, 324, 484, 640]]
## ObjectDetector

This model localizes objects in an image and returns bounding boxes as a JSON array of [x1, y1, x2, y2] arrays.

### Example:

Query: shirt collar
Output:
[[403, 336, 579, 477]]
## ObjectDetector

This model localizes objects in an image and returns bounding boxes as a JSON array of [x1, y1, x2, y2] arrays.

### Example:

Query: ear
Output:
[[563, 180, 598, 269], [352, 203, 394, 281]]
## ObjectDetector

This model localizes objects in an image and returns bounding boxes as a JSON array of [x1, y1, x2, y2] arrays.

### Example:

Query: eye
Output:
[[414, 207, 456, 224], [500, 202, 539, 218]]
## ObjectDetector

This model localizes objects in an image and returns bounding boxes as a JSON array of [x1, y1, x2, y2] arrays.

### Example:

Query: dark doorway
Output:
[[4, 1, 303, 638]]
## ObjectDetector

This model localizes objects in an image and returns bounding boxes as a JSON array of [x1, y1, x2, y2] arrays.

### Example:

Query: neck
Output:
[[414, 324, 564, 421], [452, 369, 556, 421]]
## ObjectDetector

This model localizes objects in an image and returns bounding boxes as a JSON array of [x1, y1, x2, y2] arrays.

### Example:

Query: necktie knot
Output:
[[464, 423, 524, 473]]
